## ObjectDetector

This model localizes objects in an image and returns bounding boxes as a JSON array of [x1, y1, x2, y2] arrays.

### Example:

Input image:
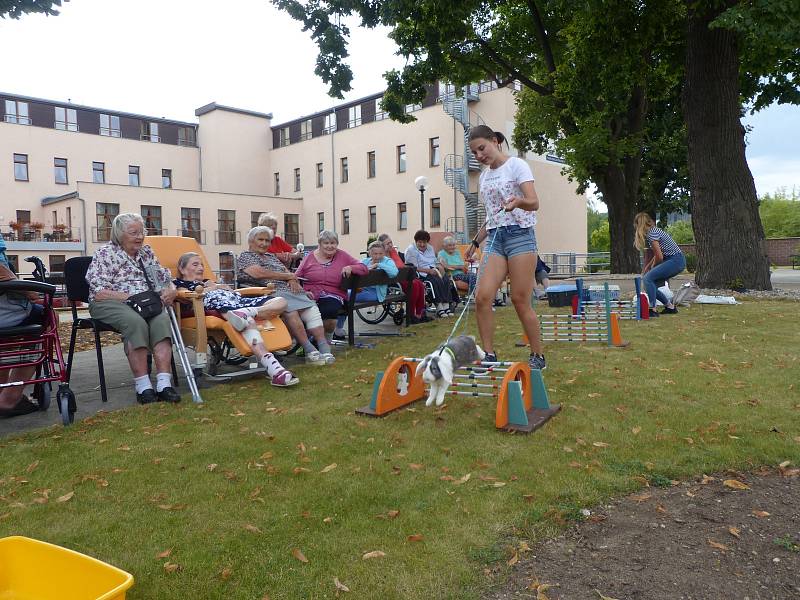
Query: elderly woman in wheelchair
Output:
[[86, 213, 181, 405], [174, 252, 299, 387]]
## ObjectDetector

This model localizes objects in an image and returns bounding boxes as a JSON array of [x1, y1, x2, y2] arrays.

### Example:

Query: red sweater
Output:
[[268, 236, 293, 254], [295, 250, 368, 302]]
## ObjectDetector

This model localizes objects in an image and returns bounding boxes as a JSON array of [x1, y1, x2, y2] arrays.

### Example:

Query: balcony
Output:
[[3, 225, 83, 251]]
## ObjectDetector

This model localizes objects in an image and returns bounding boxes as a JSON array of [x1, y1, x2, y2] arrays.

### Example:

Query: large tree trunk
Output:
[[682, 2, 771, 290], [596, 165, 641, 273]]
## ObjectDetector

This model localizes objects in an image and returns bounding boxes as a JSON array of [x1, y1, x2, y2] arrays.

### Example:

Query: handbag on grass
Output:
[[126, 258, 163, 320]]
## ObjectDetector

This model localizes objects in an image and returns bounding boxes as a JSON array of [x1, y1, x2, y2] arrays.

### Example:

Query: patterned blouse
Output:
[[86, 242, 172, 303], [237, 251, 292, 293]]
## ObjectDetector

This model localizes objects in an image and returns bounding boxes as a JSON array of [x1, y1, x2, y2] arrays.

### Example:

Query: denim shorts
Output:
[[486, 225, 538, 259]]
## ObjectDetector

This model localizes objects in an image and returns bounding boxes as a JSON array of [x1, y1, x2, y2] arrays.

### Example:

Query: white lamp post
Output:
[[414, 175, 429, 230]]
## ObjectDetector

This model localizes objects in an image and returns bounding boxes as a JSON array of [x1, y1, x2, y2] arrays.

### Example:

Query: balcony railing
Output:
[[177, 229, 206, 244], [215, 230, 241, 245], [140, 134, 161, 143], [2, 225, 82, 243], [3, 115, 31, 125], [100, 127, 121, 137], [54, 121, 79, 132]]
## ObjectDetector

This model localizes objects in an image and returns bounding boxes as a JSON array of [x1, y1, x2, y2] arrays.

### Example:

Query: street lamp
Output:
[[415, 175, 429, 230]]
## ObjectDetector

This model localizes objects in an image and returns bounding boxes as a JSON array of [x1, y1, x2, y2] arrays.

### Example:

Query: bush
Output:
[[684, 252, 697, 273], [585, 256, 610, 273], [666, 220, 695, 244]]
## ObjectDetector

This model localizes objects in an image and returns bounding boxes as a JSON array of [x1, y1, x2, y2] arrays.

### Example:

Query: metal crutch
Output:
[[167, 304, 203, 404]]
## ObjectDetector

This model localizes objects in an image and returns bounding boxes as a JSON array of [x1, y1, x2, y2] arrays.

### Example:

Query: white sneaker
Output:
[[305, 350, 327, 366], [320, 352, 336, 364]]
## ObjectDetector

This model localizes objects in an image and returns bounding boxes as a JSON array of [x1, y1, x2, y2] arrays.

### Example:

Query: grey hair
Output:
[[368, 240, 385, 252], [111, 213, 145, 245], [177, 252, 200, 276], [442, 235, 456, 246], [318, 229, 339, 243], [247, 226, 274, 244], [257, 212, 278, 228], [377, 233, 390, 242]]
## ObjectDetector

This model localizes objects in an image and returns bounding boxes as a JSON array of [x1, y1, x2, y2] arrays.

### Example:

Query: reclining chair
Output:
[[145, 236, 292, 377]]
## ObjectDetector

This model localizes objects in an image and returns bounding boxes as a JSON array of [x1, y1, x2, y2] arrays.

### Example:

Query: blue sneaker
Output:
[[529, 354, 547, 370]]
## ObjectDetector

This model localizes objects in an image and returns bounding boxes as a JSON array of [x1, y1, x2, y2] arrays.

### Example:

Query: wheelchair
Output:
[[353, 281, 406, 326], [0, 256, 76, 425]]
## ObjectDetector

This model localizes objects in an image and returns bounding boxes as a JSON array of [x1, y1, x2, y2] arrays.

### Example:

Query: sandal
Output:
[[269, 368, 299, 387], [0, 395, 39, 418]]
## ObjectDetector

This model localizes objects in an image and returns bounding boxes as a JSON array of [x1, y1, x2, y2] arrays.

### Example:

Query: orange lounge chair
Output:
[[146, 236, 292, 375]]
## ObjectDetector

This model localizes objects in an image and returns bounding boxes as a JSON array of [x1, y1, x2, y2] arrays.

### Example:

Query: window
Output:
[[341, 209, 350, 235], [348, 105, 361, 127], [48, 255, 65, 276], [251, 212, 261, 229], [162, 168, 172, 189], [181, 207, 202, 243], [13, 154, 28, 181], [51, 210, 58, 228], [368, 206, 377, 234], [4, 100, 30, 125], [141, 205, 162, 235], [279, 126, 290, 147], [294, 168, 301, 192], [367, 151, 376, 178], [375, 98, 388, 121], [54, 107, 78, 131], [141, 122, 160, 143], [324, 113, 336, 134], [178, 126, 196, 146], [340, 157, 349, 183], [317, 212, 325, 234], [274, 172, 280, 195], [16, 210, 31, 225], [300, 119, 312, 141], [217, 209, 237, 244], [54, 157, 68, 184], [397, 144, 407, 173], [431, 197, 441, 228], [128, 165, 140, 186], [95, 203, 119, 242], [284, 214, 300, 245], [92, 161, 105, 184], [316, 162, 323, 188], [398, 203, 407, 230], [99, 114, 120, 137], [430, 137, 440, 167], [66, 207, 72, 229], [218, 253, 235, 285]]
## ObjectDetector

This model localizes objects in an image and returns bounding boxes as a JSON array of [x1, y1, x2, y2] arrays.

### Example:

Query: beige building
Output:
[[1, 83, 586, 278]]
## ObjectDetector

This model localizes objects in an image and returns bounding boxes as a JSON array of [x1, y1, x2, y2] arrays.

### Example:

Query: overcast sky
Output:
[[1, 0, 797, 199]]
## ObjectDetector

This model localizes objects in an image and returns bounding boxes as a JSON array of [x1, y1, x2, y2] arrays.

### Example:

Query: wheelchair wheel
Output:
[[389, 305, 406, 326], [56, 384, 76, 426], [355, 304, 389, 325], [33, 382, 51, 411]]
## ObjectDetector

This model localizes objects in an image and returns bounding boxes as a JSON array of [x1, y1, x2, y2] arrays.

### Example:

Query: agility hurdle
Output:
[[356, 357, 560, 434], [573, 277, 649, 320]]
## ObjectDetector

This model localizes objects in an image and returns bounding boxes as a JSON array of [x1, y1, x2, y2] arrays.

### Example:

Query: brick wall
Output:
[[678, 237, 800, 266]]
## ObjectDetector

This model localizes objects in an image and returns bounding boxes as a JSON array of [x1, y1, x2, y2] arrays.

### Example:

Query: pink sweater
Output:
[[295, 250, 368, 302]]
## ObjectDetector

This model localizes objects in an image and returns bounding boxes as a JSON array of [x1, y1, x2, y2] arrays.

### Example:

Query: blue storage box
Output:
[[546, 284, 578, 307], [588, 284, 620, 301]]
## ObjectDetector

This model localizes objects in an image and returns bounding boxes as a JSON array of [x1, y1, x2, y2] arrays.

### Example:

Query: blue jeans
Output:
[[644, 253, 686, 307]]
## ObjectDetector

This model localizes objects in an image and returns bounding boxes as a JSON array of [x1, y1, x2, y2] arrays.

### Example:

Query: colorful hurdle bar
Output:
[[573, 277, 649, 320], [356, 357, 560, 434]]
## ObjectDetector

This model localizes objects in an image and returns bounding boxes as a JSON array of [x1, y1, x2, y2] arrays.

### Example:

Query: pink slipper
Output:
[[269, 368, 299, 387]]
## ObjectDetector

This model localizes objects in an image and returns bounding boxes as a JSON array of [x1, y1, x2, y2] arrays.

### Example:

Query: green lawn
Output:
[[1, 301, 798, 599]]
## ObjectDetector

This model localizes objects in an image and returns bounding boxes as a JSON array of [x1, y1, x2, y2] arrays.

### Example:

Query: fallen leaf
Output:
[[156, 549, 172, 559], [700, 474, 715, 484], [220, 567, 232, 580], [592, 441, 609, 448], [491, 481, 507, 488], [728, 527, 741, 538], [293, 467, 310, 475], [207, 464, 218, 472], [507, 551, 519, 566], [723, 479, 750, 490], [707, 539, 729, 551], [562, 446, 573, 453], [26, 461, 40, 473], [291, 548, 308, 563], [387, 510, 400, 519], [408, 463, 424, 470], [56, 491, 74, 503], [163, 562, 181, 573], [407, 534, 424, 542], [454, 473, 471, 485], [630, 493, 652, 503], [595, 591, 621, 600], [244, 524, 262, 534], [362, 550, 386, 560], [333, 577, 350, 593], [752, 510, 770, 518], [522, 494, 535, 503], [320, 463, 338, 473], [323, 517, 333, 523], [631, 426, 641, 435]]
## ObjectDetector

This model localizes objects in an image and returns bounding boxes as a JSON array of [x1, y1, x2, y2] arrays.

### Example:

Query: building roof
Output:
[[41, 191, 79, 205], [194, 102, 273, 120]]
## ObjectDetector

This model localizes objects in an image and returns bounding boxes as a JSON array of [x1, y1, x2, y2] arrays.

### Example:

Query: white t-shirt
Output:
[[478, 156, 536, 229]]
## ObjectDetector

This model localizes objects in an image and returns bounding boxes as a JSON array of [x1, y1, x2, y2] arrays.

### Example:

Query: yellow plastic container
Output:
[[0, 536, 134, 600]]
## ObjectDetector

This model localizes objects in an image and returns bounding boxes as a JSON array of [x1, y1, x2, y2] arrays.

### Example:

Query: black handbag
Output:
[[126, 259, 163, 320]]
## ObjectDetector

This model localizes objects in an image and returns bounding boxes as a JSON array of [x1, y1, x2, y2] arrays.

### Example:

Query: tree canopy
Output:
[[0, 0, 63, 19]]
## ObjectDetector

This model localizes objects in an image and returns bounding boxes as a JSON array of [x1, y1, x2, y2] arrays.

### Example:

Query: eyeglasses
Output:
[[125, 229, 145, 239]]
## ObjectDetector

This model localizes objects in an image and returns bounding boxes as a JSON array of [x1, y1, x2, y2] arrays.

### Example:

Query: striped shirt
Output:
[[646, 227, 682, 257]]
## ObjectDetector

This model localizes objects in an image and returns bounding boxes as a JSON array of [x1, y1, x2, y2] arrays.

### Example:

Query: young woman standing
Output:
[[465, 125, 545, 370]]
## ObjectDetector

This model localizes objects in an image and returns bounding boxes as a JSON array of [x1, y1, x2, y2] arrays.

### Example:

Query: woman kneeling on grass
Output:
[[634, 212, 685, 317], [175, 252, 299, 387], [465, 125, 546, 370]]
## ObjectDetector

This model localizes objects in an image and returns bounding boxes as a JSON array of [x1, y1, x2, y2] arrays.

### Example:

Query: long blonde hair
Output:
[[633, 212, 655, 251]]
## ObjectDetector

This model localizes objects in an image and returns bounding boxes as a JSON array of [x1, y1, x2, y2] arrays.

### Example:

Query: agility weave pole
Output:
[[573, 277, 649, 320], [356, 357, 560, 434]]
